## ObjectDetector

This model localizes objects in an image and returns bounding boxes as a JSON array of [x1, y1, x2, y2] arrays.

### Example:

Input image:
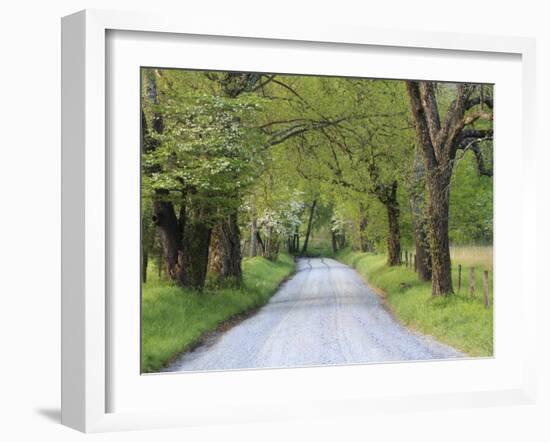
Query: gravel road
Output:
[[165, 258, 463, 372]]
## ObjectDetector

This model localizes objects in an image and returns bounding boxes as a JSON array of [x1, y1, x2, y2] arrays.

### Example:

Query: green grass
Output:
[[336, 247, 493, 357], [141, 253, 295, 373]]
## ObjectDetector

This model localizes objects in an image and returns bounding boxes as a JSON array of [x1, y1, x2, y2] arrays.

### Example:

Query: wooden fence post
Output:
[[458, 264, 462, 293], [483, 270, 490, 309], [469, 267, 475, 297]]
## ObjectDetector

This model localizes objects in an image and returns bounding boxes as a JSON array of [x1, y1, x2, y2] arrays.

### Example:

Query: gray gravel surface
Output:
[[165, 258, 464, 372]]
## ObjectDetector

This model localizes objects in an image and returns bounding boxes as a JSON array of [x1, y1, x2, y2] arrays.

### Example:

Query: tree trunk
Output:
[[376, 181, 401, 266], [180, 206, 212, 289], [331, 231, 338, 254], [358, 205, 371, 252], [250, 216, 258, 257], [414, 222, 432, 281], [409, 150, 432, 281], [427, 172, 453, 295], [208, 211, 243, 286], [265, 226, 273, 259], [152, 199, 184, 282], [337, 232, 346, 249], [142, 251, 148, 284], [256, 231, 265, 256], [301, 199, 317, 255], [291, 228, 299, 253], [385, 202, 401, 266], [153, 198, 212, 290], [157, 248, 162, 279]]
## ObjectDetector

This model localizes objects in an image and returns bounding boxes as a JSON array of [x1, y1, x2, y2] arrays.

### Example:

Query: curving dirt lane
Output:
[[165, 258, 463, 372]]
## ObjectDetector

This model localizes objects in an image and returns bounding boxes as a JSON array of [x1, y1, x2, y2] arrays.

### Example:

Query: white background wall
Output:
[[0, 1, 547, 441]]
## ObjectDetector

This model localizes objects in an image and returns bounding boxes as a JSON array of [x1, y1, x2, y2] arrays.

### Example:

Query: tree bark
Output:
[[426, 170, 453, 295], [265, 226, 274, 260], [331, 231, 338, 254], [385, 201, 401, 266], [414, 221, 432, 281], [157, 247, 162, 278], [142, 251, 148, 283], [358, 205, 372, 252], [250, 216, 258, 257], [153, 198, 212, 290], [152, 199, 184, 282], [256, 231, 265, 256], [408, 150, 432, 281], [208, 211, 243, 286], [301, 198, 317, 255], [374, 181, 401, 267], [180, 205, 212, 289]]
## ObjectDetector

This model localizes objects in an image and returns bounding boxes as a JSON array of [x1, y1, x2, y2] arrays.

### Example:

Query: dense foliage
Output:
[[141, 68, 493, 295]]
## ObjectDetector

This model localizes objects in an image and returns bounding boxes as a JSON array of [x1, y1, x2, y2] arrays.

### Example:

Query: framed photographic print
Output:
[[61, 9, 537, 432]]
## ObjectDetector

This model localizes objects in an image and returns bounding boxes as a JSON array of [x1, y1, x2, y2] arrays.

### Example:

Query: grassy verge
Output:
[[141, 253, 295, 373], [336, 247, 493, 357]]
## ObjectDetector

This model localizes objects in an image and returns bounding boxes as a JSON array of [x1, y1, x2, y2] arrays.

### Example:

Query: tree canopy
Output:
[[141, 68, 493, 295]]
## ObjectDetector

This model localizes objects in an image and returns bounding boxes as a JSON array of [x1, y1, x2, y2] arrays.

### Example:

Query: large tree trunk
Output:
[[331, 231, 338, 254], [153, 198, 212, 289], [181, 205, 212, 289], [385, 201, 401, 266], [152, 199, 184, 282], [208, 211, 243, 286], [414, 221, 432, 281], [409, 151, 432, 281], [157, 248, 162, 279], [376, 181, 401, 266], [301, 198, 317, 255], [426, 171, 453, 295]]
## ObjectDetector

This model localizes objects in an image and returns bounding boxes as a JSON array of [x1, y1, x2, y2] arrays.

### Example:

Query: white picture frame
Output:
[[61, 9, 537, 433]]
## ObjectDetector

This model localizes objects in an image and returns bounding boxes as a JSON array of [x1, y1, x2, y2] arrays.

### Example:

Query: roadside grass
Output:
[[141, 253, 295, 373], [336, 247, 493, 357]]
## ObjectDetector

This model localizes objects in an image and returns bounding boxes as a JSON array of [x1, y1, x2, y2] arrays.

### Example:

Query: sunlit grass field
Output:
[[141, 253, 295, 373], [337, 246, 493, 357], [451, 245, 493, 271]]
